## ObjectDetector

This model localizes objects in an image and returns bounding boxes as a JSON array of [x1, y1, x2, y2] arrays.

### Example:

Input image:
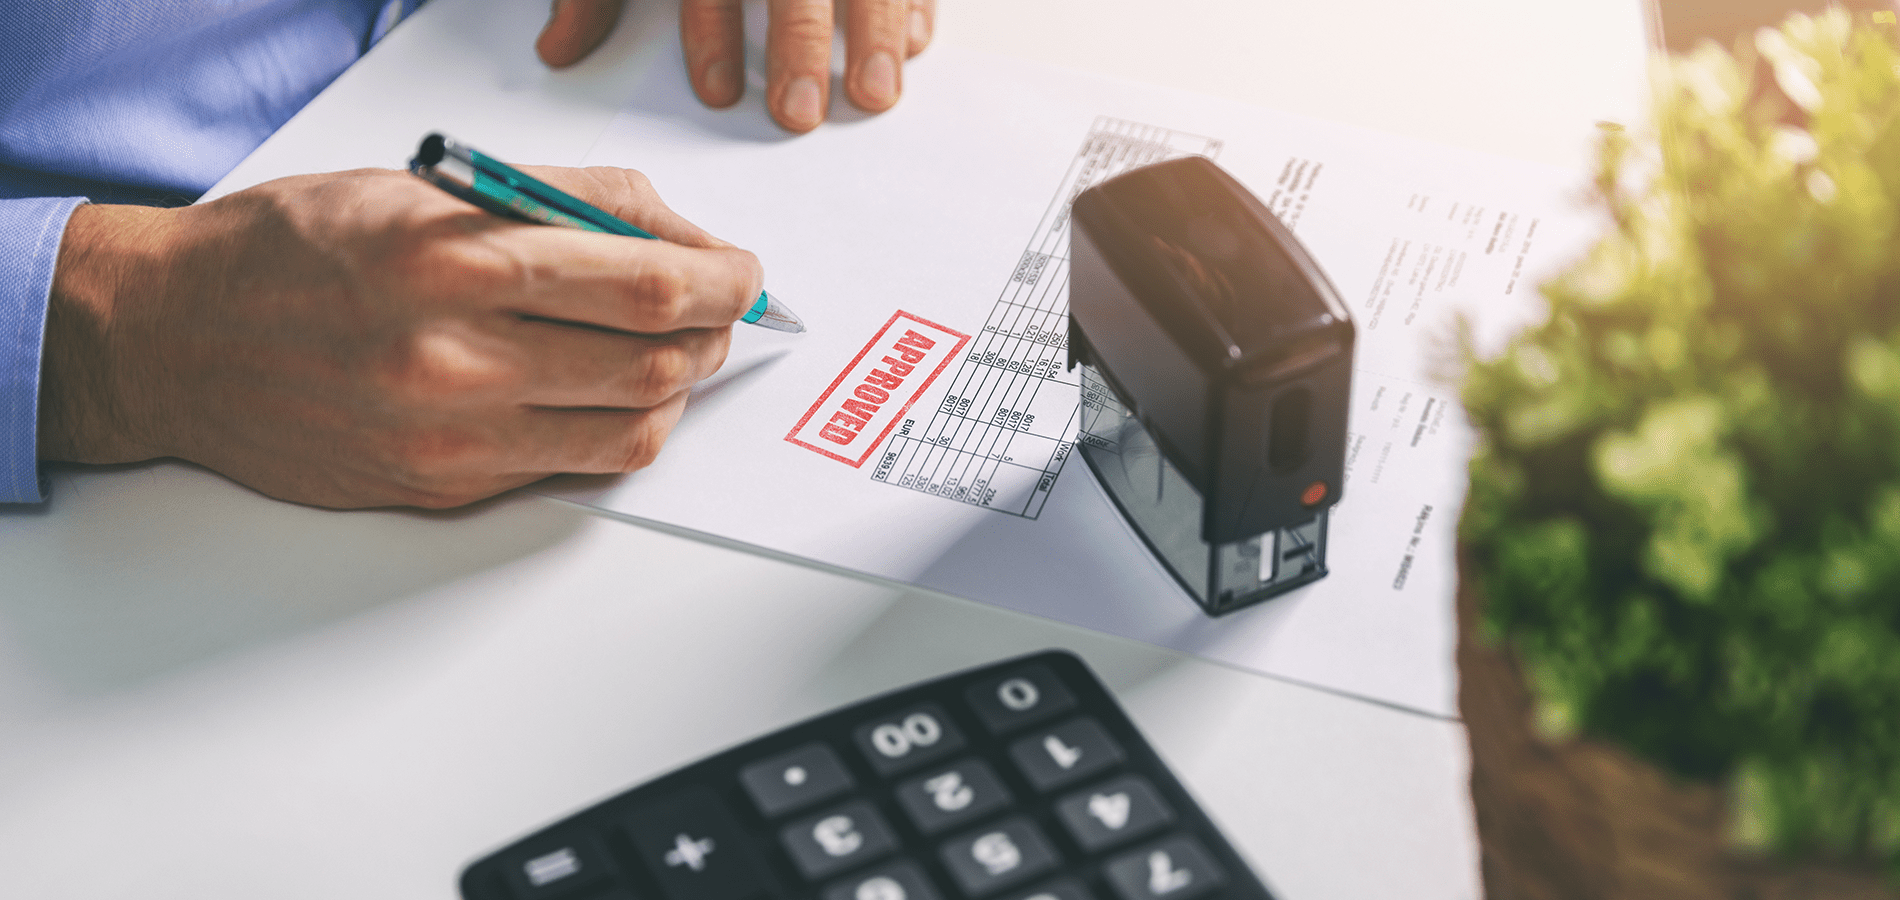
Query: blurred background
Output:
[[1650, 0, 1897, 50]]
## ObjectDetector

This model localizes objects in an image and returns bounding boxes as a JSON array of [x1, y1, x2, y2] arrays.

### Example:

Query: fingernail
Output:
[[909, 9, 929, 46], [781, 76, 823, 130], [859, 51, 898, 108], [703, 59, 739, 104]]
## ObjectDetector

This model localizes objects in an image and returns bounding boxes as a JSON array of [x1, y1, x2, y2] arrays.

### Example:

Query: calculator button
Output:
[[1001, 879, 1097, 900], [780, 799, 901, 881], [938, 816, 1061, 896], [852, 702, 967, 775], [740, 742, 855, 818], [622, 787, 769, 900], [1102, 836, 1225, 900], [963, 664, 1077, 734], [1053, 776, 1174, 852], [500, 836, 609, 899], [894, 758, 1014, 835], [820, 859, 944, 900], [1007, 718, 1124, 792]]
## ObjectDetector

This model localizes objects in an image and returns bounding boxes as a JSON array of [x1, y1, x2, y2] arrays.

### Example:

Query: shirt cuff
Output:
[[1, 196, 87, 503]]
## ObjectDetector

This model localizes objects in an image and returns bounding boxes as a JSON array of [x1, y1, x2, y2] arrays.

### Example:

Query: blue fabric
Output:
[[0, 197, 86, 502], [0, 0, 421, 503]]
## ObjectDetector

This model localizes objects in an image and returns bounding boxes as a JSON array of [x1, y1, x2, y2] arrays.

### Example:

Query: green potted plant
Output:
[[1458, 9, 1900, 897]]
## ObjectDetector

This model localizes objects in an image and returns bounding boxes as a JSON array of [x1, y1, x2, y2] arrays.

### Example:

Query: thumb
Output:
[[535, 0, 626, 68]]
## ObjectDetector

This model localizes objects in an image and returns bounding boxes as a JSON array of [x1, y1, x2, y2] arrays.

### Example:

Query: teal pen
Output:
[[408, 133, 805, 333]]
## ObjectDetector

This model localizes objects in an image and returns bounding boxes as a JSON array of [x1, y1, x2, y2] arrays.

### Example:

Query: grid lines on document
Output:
[[870, 117, 1222, 518]]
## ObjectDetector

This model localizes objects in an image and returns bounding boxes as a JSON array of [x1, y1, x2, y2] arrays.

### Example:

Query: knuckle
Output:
[[631, 265, 689, 325], [382, 328, 519, 401], [614, 421, 667, 472], [393, 235, 528, 307], [574, 165, 654, 206], [853, 0, 909, 40], [635, 344, 693, 400], [616, 167, 654, 194], [774, 6, 834, 46]]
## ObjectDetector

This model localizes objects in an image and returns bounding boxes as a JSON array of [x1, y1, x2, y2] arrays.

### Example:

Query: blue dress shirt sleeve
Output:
[[1, 196, 86, 503], [0, 0, 421, 504]]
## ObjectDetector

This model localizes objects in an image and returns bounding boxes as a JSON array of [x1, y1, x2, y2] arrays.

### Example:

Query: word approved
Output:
[[788, 311, 968, 467]]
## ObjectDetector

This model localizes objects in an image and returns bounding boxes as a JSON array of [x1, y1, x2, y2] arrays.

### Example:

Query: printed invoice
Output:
[[538, 34, 1602, 718]]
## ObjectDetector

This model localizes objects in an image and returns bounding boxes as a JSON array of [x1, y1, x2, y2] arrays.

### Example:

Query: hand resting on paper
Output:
[[536, 0, 936, 133], [37, 165, 762, 509]]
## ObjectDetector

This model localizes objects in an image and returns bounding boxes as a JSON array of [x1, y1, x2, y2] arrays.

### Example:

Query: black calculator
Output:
[[459, 651, 1275, 900]]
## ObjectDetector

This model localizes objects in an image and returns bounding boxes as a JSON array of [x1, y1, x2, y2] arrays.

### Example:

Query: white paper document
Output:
[[542, 32, 1600, 717]]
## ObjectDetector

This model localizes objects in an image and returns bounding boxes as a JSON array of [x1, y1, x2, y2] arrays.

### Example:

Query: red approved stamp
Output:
[[787, 311, 970, 467]]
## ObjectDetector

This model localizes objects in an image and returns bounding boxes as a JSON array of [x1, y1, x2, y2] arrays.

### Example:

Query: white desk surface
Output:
[[0, 2, 1648, 898]]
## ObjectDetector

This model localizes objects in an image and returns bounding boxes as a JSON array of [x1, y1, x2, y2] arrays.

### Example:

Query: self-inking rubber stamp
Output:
[[1067, 156, 1354, 616]]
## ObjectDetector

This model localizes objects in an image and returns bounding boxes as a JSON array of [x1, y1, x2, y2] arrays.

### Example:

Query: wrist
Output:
[[38, 203, 180, 464]]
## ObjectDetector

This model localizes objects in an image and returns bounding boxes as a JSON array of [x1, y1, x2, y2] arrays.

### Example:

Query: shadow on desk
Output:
[[0, 460, 586, 700]]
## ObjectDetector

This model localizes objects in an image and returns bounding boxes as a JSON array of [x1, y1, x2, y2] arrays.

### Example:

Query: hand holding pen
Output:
[[411, 133, 804, 333], [41, 156, 766, 509]]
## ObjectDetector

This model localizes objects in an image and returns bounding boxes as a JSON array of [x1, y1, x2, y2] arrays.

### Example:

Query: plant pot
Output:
[[1457, 548, 1899, 900]]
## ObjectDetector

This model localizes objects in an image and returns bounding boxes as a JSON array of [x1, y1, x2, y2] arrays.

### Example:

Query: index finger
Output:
[[500, 226, 765, 333], [514, 164, 731, 251]]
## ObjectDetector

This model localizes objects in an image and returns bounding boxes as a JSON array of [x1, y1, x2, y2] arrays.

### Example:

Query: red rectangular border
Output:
[[786, 310, 971, 467]]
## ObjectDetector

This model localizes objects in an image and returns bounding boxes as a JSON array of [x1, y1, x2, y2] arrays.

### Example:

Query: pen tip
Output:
[[757, 291, 806, 333]]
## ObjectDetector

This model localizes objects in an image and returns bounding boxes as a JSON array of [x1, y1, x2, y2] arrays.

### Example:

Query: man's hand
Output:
[[39, 166, 762, 509], [536, 0, 936, 133]]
